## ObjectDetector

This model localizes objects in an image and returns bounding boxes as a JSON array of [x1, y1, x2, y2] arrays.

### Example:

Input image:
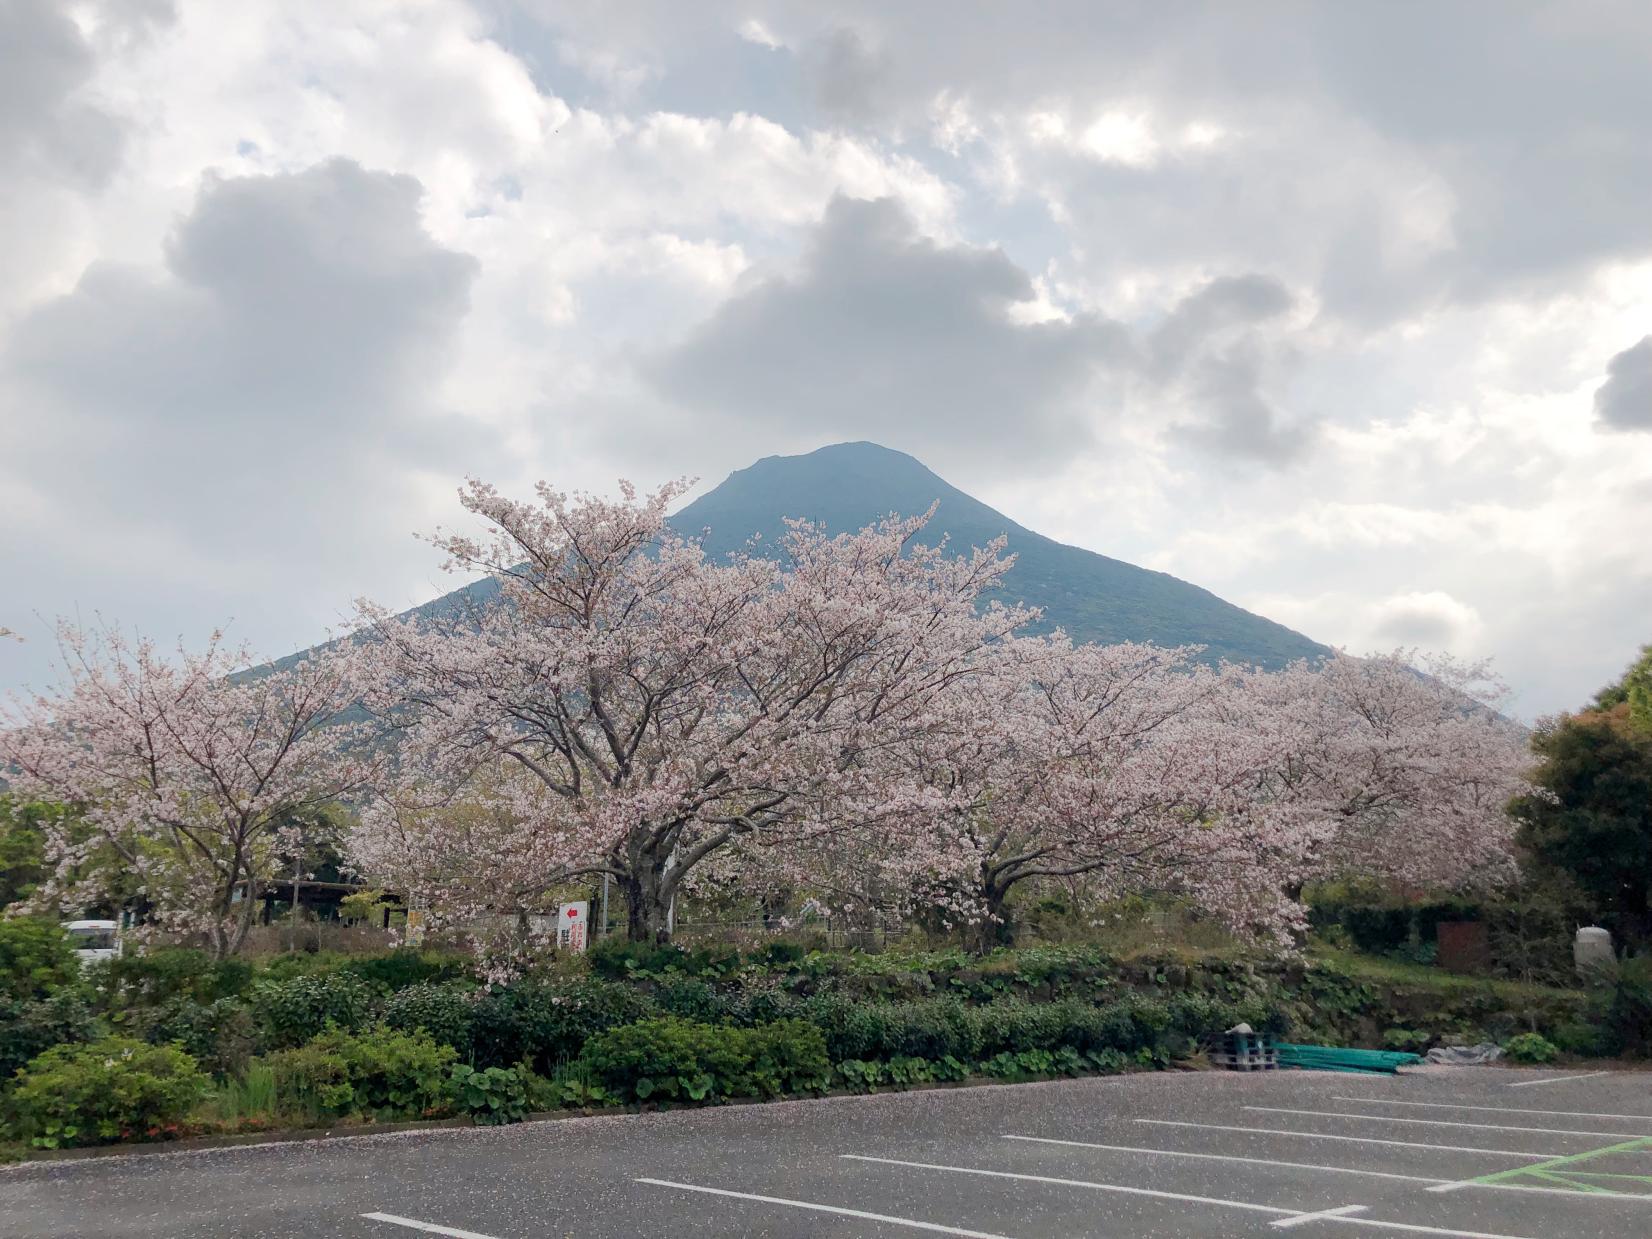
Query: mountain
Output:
[[667, 442, 1323, 668]]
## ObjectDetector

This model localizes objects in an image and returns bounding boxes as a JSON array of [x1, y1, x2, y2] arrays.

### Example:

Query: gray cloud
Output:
[[0, 0, 125, 186], [646, 195, 1132, 469], [1595, 337, 1652, 433], [0, 159, 485, 682]]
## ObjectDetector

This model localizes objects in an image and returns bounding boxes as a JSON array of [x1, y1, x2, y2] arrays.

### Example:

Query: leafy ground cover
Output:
[[1, 922, 1634, 1160]]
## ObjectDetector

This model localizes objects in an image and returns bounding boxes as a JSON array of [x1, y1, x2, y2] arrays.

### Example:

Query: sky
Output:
[[2, 1, 1650, 719]]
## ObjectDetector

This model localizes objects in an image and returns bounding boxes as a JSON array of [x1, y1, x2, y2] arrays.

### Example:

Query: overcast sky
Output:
[[3, 1, 1650, 718]]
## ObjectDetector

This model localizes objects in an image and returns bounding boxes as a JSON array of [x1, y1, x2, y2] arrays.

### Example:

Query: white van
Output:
[[63, 919, 122, 965]]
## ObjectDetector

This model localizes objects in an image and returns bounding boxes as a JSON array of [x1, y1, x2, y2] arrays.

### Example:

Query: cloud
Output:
[[0, 158, 484, 677], [0, 0, 126, 186], [1371, 590, 1484, 650], [646, 194, 1132, 469], [1595, 336, 1652, 432]]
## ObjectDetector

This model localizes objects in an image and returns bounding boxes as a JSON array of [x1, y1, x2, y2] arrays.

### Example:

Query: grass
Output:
[[199, 1063, 278, 1125], [1308, 945, 1584, 1000]]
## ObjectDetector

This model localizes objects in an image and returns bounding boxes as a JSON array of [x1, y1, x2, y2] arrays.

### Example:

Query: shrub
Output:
[[1602, 956, 1652, 1056], [1549, 1020, 1604, 1057], [470, 978, 655, 1071], [259, 1043, 356, 1121], [343, 949, 472, 993], [739, 1019, 831, 1098], [0, 917, 78, 1003], [127, 996, 258, 1077], [383, 983, 476, 1053], [1503, 1032, 1559, 1064], [102, 948, 252, 1008], [5, 1037, 208, 1147], [577, 1016, 746, 1103], [312, 1027, 456, 1118], [449, 1064, 532, 1125], [0, 991, 101, 1080], [653, 976, 723, 1022], [251, 972, 376, 1049]]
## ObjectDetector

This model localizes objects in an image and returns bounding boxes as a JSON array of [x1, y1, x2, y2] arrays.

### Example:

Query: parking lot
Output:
[[3, 1065, 1650, 1237]]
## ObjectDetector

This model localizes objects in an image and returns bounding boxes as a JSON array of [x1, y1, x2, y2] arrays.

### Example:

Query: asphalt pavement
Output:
[[4, 1064, 1651, 1237]]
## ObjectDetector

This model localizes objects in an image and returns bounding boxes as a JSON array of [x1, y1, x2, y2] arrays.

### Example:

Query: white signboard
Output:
[[557, 900, 589, 953]]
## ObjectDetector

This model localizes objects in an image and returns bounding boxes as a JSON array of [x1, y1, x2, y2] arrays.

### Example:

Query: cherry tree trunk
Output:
[[623, 867, 675, 944]]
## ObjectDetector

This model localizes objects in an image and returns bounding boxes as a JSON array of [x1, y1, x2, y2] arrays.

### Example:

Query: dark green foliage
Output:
[[1601, 956, 1652, 1056], [0, 917, 78, 1003], [102, 947, 253, 1009], [1514, 706, 1652, 947], [449, 1063, 531, 1124], [250, 972, 377, 1049], [0, 797, 52, 909], [0, 991, 101, 1080], [576, 1017, 830, 1104], [588, 938, 741, 980], [124, 997, 258, 1077], [653, 976, 723, 1022], [5, 1037, 208, 1147], [341, 949, 473, 993], [311, 1027, 456, 1117], [469, 978, 655, 1072], [383, 983, 476, 1054]]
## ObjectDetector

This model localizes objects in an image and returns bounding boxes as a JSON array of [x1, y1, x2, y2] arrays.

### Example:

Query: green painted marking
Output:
[[1462, 1136, 1652, 1195]]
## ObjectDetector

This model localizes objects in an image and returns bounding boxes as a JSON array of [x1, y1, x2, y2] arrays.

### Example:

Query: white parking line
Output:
[[361, 1214, 502, 1239], [842, 1154, 1297, 1218], [1001, 1134, 1448, 1185], [634, 1178, 1015, 1239], [1507, 1071, 1609, 1088], [1245, 1106, 1652, 1140], [844, 1154, 1538, 1239], [1136, 1118, 1562, 1158], [1332, 1096, 1652, 1123], [1274, 1205, 1369, 1229]]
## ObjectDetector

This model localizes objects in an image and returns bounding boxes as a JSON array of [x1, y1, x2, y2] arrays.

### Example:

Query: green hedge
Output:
[[5, 1037, 209, 1148]]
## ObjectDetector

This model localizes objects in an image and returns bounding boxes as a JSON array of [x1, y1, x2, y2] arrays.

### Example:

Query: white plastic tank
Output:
[[1574, 925, 1614, 974]]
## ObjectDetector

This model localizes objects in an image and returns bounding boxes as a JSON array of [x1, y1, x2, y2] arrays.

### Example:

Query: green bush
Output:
[[0, 917, 79, 1003], [738, 1019, 831, 1098], [251, 972, 376, 1049], [653, 976, 723, 1022], [5, 1037, 208, 1147], [1602, 956, 1652, 1056], [449, 1063, 533, 1125], [383, 983, 476, 1053], [470, 978, 655, 1072], [1549, 1020, 1604, 1057], [312, 1027, 456, 1117], [0, 991, 101, 1080], [259, 1043, 356, 1121], [1503, 1032, 1559, 1064], [102, 948, 252, 1008], [588, 938, 741, 979], [342, 949, 472, 993], [258, 1027, 457, 1122], [577, 1016, 744, 1103], [125, 996, 258, 1077]]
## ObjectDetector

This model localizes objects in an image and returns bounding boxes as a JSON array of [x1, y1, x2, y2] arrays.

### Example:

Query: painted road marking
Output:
[[1246, 1106, 1651, 1140], [1002, 1134, 1448, 1185], [1428, 1136, 1652, 1198], [1507, 1071, 1609, 1088], [634, 1178, 1015, 1239], [1273, 1205, 1369, 1229], [843, 1154, 1297, 1218], [845, 1155, 1538, 1239], [361, 1214, 502, 1239], [1136, 1118, 1562, 1158], [1331, 1096, 1652, 1123]]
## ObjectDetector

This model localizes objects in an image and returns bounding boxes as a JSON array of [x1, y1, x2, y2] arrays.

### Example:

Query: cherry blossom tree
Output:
[[0, 624, 373, 957], [799, 636, 1325, 950], [350, 477, 1032, 944]]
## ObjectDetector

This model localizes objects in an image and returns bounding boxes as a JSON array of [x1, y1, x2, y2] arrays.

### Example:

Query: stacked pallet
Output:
[[1210, 1026, 1279, 1071]]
